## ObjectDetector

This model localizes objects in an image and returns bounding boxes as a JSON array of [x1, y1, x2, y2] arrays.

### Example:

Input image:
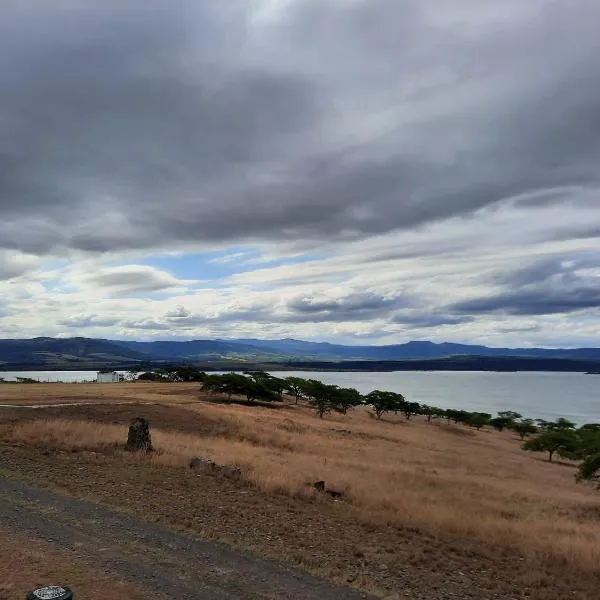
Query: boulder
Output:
[[125, 417, 152, 452]]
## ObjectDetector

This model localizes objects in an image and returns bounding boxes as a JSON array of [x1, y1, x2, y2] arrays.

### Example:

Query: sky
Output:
[[0, 0, 599, 347]]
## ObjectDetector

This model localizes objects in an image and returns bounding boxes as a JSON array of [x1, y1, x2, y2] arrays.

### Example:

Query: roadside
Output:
[[0, 444, 581, 600], [0, 526, 146, 600], [0, 474, 373, 600]]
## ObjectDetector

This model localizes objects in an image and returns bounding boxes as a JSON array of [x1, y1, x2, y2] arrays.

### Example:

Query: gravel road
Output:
[[0, 475, 375, 600]]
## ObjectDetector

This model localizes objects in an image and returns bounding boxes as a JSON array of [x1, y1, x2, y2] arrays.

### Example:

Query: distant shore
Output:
[[1, 355, 600, 373]]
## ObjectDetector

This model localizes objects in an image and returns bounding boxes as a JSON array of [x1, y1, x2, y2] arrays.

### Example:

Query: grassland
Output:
[[1, 382, 600, 598]]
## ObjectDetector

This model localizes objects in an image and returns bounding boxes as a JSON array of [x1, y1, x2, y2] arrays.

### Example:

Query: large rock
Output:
[[126, 417, 152, 452]]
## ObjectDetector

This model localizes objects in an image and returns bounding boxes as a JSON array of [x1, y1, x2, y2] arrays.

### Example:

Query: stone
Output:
[[326, 489, 344, 499], [313, 480, 326, 492], [189, 456, 216, 469], [189, 457, 241, 479], [125, 417, 152, 452]]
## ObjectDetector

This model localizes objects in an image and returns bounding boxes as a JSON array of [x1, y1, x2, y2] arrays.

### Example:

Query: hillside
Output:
[[0, 336, 599, 370]]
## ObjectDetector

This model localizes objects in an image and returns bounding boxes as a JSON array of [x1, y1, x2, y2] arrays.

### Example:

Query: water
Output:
[[0, 369, 598, 425], [270, 371, 600, 425]]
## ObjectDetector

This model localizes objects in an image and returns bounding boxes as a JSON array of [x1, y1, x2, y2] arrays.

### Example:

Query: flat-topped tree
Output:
[[511, 419, 537, 439], [303, 379, 341, 418], [283, 376, 310, 403], [335, 387, 363, 414], [365, 390, 403, 420], [523, 429, 579, 462]]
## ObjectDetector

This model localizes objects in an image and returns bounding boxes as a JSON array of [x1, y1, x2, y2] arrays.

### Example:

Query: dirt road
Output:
[[0, 475, 374, 600]]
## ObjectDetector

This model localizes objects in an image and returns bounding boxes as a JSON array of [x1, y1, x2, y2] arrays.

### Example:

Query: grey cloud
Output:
[[0, 1, 598, 254], [59, 315, 120, 328], [390, 312, 475, 329], [452, 256, 600, 316], [283, 291, 410, 323], [452, 288, 600, 316], [78, 266, 185, 294]]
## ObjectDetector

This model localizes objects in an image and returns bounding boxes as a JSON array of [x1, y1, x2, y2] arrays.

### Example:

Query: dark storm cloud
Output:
[[451, 256, 600, 316], [0, 1, 598, 254]]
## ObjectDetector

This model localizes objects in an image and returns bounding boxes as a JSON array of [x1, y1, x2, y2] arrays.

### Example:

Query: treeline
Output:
[[134, 368, 600, 485]]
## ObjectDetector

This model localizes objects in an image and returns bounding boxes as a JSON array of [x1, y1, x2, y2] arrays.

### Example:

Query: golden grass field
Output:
[[1, 381, 600, 597]]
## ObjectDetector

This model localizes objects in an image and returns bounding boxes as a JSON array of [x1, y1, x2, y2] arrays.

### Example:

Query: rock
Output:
[[189, 457, 241, 479], [313, 480, 326, 492], [125, 417, 152, 452], [326, 489, 344, 499], [189, 457, 216, 469]]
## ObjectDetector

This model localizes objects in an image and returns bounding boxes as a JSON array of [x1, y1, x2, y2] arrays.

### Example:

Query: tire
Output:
[[26, 586, 73, 600]]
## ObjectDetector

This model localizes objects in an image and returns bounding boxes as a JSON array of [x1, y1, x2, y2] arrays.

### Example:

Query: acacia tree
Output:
[[511, 419, 537, 440], [365, 390, 402, 420], [335, 387, 363, 414], [420, 405, 443, 423], [283, 376, 309, 403], [304, 380, 340, 418], [523, 429, 579, 462], [401, 400, 420, 421], [467, 412, 491, 431]]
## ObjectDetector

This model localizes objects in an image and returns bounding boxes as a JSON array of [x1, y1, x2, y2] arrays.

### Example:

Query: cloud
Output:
[[0, 1, 599, 346], [74, 265, 191, 295], [451, 256, 600, 316], [58, 314, 120, 328], [0, 1, 598, 256]]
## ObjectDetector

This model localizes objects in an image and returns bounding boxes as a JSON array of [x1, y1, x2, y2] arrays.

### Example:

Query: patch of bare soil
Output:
[[0, 445, 591, 600], [0, 469, 371, 600], [0, 526, 146, 600]]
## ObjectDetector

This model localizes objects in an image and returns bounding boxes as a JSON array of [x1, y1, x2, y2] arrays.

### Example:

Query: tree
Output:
[[549, 417, 577, 430], [420, 405, 443, 423], [497, 411, 522, 422], [511, 419, 537, 440], [335, 387, 363, 414], [523, 429, 579, 462], [467, 412, 491, 431], [304, 380, 340, 418], [490, 417, 511, 432], [245, 372, 286, 400], [445, 409, 471, 425], [401, 401, 420, 421], [577, 453, 600, 483], [284, 377, 309, 403], [365, 390, 402, 420], [202, 373, 248, 399]]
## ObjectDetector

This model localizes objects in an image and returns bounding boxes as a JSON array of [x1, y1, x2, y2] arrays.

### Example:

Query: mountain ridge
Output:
[[0, 336, 598, 370]]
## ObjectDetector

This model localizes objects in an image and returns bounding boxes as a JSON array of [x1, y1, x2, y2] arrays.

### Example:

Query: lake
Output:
[[0, 370, 598, 424], [269, 371, 600, 425]]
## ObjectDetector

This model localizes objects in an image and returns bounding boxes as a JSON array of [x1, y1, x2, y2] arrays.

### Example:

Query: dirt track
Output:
[[0, 475, 373, 600]]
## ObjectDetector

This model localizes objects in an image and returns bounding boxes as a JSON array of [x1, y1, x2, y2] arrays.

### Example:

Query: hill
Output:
[[0, 336, 599, 370]]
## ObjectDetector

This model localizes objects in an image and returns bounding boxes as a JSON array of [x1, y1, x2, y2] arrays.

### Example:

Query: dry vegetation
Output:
[[2, 382, 600, 597], [0, 381, 199, 405]]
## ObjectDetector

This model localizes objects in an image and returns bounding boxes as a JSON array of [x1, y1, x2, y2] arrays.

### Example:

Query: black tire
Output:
[[26, 586, 73, 600]]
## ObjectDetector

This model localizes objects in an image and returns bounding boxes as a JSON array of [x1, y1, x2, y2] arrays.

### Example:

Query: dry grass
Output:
[[0, 381, 200, 405], [7, 397, 600, 579], [0, 526, 145, 600]]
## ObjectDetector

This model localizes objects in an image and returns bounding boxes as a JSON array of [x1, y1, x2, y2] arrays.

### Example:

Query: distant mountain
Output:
[[224, 338, 600, 362], [0, 336, 599, 371], [0, 337, 151, 369]]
